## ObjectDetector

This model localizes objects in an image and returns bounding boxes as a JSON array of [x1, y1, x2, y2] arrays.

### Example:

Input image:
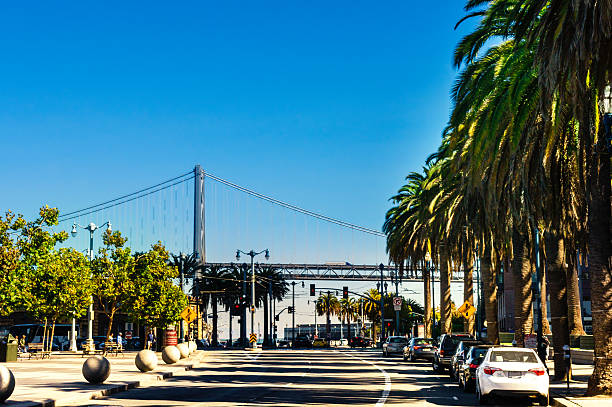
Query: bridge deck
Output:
[[206, 263, 465, 281]]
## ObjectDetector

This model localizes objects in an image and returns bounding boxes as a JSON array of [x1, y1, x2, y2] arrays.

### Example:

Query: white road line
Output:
[[244, 351, 262, 361], [337, 350, 391, 407]]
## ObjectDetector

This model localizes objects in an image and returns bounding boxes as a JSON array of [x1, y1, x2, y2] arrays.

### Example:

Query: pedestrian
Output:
[[117, 332, 123, 349], [108, 333, 114, 342], [147, 330, 155, 350], [18, 335, 27, 353]]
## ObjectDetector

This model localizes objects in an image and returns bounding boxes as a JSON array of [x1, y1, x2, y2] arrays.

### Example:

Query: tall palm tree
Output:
[[194, 264, 234, 346], [339, 298, 358, 341], [316, 292, 339, 339], [255, 265, 289, 347], [362, 289, 381, 340]]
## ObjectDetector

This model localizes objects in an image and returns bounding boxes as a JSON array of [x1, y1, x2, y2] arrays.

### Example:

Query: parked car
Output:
[[349, 336, 372, 348], [432, 333, 473, 373], [277, 339, 290, 348], [312, 337, 330, 348], [125, 337, 142, 351], [196, 339, 209, 349], [457, 345, 493, 392], [450, 339, 485, 379], [293, 334, 313, 348], [403, 337, 435, 362], [10, 324, 75, 351], [476, 347, 549, 406], [382, 336, 409, 357]]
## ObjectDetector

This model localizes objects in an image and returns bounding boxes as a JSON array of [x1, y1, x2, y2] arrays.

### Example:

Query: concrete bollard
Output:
[[135, 349, 158, 372], [0, 365, 15, 402], [177, 342, 189, 359], [162, 346, 181, 364], [188, 341, 196, 354], [82, 356, 111, 384]]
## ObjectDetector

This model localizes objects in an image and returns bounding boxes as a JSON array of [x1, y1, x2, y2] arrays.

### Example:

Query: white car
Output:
[[476, 347, 549, 406]]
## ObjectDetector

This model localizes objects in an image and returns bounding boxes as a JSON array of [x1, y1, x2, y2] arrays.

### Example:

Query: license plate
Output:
[[507, 371, 523, 378]]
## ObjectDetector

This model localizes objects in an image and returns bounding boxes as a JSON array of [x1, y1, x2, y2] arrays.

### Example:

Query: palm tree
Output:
[[362, 289, 381, 340], [194, 264, 234, 347], [316, 292, 339, 339], [339, 298, 358, 341], [255, 265, 289, 347]]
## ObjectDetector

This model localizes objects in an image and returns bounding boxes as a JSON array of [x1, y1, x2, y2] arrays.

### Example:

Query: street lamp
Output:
[[379, 263, 385, 345], [179, 252, 187, 342], [71, 221, 111, 352], [236, 249, 269, 348], [603, 85, 612, 150]]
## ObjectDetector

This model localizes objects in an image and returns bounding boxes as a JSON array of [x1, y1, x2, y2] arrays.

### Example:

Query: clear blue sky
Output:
[[0, 1, 476, 329]]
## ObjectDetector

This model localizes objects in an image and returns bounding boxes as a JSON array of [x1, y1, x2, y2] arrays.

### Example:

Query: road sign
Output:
[[524, 334, 537, 348], [249, 333, 257, 343], [393, 296, 402, 311], [125, 330, 132, 340], [180, 306, 197, 324], [457, 300, 476, 319]]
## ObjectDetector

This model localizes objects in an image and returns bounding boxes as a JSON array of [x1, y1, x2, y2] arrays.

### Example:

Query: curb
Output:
[[551, 393, 584, 407], [22, 352, 205, 407]]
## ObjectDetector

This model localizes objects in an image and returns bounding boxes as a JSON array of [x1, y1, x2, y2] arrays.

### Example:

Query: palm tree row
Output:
[[384, 0, 612, 394], [191, 263, 288, 347]]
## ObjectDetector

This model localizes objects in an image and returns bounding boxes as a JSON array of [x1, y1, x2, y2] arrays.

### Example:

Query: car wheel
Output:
[[458, 373, 464, 390], [403, 353, 408, 361], [476, 383, 488, 405], [450, 366, 455, 380], [433, 358, 443, 373], [539, 394, 549, 406], [408, 352, 414, 362]]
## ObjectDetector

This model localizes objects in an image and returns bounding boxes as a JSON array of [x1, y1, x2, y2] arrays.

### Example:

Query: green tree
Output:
[[0, 211, 25, 315], [91, 230, 136, 339], [129, 242, 188, 329]]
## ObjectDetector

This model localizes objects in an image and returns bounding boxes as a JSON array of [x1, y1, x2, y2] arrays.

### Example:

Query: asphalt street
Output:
[[76, 349, 539, 406]]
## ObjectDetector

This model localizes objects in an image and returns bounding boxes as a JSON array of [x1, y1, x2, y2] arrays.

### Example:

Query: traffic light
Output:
[[231, 303, 241, 316], [275, 315, 280, 321], [310, 284, 315, 296], [386, 321, 392, 328], [288, 306, 294, 314], [342, 286, 348, 299]]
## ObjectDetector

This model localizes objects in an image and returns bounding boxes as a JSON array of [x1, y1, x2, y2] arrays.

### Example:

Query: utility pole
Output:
[[241, 264, 247, 346], [431, 261, 436, 333], [269, 280, 273, 347], [326, 290, 331, 339], [292, 281, 296, 345], [179, 253, 186, 342], [394, 269, 400, 335]]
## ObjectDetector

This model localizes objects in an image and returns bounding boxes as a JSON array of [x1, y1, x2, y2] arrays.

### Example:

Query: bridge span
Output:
[[206, 262, 465, 282]]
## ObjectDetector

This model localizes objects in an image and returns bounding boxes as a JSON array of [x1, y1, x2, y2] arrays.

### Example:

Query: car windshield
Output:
[[472, 348, 489, 359], [443, 336, 463, 349], [390, 338, 407, 343], [490, 350, 538, 363], [414, 339, 432, 345]]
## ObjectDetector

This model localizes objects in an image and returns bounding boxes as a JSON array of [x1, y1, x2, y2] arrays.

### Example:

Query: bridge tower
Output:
[[194, 164, 205, 263]]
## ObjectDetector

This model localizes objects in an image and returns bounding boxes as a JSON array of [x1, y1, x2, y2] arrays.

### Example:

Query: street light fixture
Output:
[[236, 248, 269, 348], [71, 220, 111, 352]]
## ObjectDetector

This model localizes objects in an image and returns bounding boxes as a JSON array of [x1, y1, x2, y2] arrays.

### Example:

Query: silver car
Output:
[[382, 336, 409, 357]]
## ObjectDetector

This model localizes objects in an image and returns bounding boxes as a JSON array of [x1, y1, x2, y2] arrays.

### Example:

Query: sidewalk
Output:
[[548, 361, 611, 407], [1, 350, 205, 406]]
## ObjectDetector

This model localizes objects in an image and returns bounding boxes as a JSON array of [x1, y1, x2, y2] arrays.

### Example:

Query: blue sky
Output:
[[0, 1, 477, 329]]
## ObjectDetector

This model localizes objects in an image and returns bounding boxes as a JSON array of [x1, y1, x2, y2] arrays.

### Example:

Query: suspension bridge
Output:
[[57, 164, 463, 282]]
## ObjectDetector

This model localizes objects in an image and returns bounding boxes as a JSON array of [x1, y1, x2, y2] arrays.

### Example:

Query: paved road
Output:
[[76, 349, 535, 406]]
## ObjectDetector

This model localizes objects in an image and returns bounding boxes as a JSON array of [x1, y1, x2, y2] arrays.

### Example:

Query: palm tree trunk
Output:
[[512, 228, 533, 346], [440, 251, 452, 334], [481, 247, 499, 345], [263, 292, 269, 347], [463, 252, 474, 335], [546, 232, 571, 381], [567, 256, 585, 336], [423, 260, 432, 338], [211, 297, 218, 347], [541, 258, 551, 335], [586, 134, 612, 395]]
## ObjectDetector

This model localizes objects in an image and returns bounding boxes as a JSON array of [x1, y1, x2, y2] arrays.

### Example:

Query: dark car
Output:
[[349, 336, 371, 348], [293, 334, 312, 348], [196, 339, 210, 349], [450, 339, 485, 380], [277, 339, 290, 348], [125, 337, 142, 351], [432, 333, 474, 373], [403, 337, 435, 362], [457, 345, 493, 392]]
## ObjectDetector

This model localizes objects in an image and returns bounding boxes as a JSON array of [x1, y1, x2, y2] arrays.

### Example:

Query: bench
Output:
[[81, 342, 103, 357], [103, 341, 124, 357], [27, 343, 51, 359]]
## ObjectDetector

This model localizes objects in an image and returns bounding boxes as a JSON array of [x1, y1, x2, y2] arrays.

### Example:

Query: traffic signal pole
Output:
[[292, 281, 296, 345]]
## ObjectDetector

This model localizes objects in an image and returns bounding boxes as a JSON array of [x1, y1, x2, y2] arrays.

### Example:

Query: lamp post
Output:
[[71, 221, 112, 352], [179, 252, 187, 342], [603, 85, 612, 150], [236, 249, 269, 348], [379, 263, 385, 345]]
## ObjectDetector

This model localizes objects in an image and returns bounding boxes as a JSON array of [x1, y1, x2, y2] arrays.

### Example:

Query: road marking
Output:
[[244, 351, 262, 361], [337, 350, 391, 407]]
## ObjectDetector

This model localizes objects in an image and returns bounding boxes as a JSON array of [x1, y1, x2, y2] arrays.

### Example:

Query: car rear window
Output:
[[473, 348, 489, 358], [443, 336, 462, 349], [390, 337, 407, 343], [415, 339, 432, 345], [490, 350, 538, 363]]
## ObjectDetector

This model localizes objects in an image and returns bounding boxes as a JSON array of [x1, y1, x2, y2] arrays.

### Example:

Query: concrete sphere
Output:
[[188, 341, 196, 353], [177, 342, 189, 358], [135, 349, 158, 372], [0, 365, 15, 402], [82, 356, 111, 384], [162, 346, 181, 364]]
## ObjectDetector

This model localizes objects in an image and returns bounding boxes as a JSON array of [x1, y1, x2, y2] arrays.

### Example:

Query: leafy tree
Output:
[[0, 211, 25, 315], [129, 242, 188, 329], [91, 230, 136, 338]]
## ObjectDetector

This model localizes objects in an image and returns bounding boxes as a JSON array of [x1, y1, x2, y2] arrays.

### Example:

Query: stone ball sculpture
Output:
[[0, 365, 15, 402], [82, 356, 111, 384], [135, 349, 158, 372], [162, 345, 181, 364], [177, 342, 189, 359], [188, 341, 196, 353]]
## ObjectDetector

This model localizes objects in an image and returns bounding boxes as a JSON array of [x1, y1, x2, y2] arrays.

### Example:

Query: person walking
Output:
[[147, 330, 155, 350], [117, 332, 123, 349]]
